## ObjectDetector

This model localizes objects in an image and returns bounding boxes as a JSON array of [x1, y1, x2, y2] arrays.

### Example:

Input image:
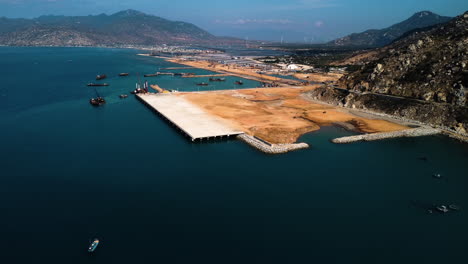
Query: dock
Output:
[[137, 93, 244, 141], [163, 67, 194, 70], [182, 74, 230, 78]]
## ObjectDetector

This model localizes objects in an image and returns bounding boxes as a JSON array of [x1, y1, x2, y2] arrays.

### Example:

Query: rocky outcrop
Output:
[[309, 87, 468, 135], [314, 11, 468, 135], [340, 12, 468, 106]]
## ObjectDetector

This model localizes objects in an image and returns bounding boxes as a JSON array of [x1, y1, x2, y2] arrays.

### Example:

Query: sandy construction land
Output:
[[167, 59, 302, 85], [179, 87, 408, 144], [293, 73, 344, 83]]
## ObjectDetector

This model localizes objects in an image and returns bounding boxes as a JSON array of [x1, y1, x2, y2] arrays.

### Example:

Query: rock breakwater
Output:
[[237, 134, 309, 154]]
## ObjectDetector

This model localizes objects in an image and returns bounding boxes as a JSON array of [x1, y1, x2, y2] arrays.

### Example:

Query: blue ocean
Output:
[[0, 47, 467, 264]]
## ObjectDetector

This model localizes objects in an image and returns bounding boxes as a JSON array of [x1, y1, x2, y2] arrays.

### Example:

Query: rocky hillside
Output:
[[330, 11, 452, 47], [0, 9, 240, 46], [310, 11, 468, 134]]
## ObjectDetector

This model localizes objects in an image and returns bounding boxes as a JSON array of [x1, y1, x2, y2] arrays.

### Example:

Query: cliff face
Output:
[[330, 11, 452, 47], [310, 12, 468, 134]]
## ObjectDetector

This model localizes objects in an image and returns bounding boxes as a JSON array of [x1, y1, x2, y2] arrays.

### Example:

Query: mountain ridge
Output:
[[329, 11, 452, 47], [0, 9, 242, 46], [311, 11, 468, 135]]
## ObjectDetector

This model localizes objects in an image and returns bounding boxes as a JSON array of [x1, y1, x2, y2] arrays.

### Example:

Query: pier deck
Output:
[[137, 93, 244, 141]]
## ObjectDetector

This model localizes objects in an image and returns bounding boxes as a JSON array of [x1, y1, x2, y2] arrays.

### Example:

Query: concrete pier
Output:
[[137, 93, 244, 141]]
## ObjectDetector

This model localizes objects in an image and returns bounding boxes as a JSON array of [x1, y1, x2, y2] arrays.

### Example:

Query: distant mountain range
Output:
[[0, 9, 242, 46], [330, 11, 452, 47]]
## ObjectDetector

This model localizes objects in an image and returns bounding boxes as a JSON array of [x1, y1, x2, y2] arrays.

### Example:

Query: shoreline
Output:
[[301, 92, 468, 144]]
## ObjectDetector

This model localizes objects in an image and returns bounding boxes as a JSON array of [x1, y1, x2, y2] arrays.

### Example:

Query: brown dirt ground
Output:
[[179, 87, 408, 144], [293, 73, 343, 83]]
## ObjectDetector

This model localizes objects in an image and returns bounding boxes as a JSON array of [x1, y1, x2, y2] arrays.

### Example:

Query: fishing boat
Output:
[[96, 74, 107, 80], [87, 83, 109, 87], [131, 81, 148, 95], [436, 205, 449, 213], [235, 80, 244, 85], [90, 97, 106, 106], [88, 239, 100, 253], [90, 89, 106, 106], [197, 82, 209, 86], [119, 73, 129, 77]]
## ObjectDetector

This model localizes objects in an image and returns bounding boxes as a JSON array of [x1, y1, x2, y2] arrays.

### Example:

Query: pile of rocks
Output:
[[237, 134, 309, 154], [332, 128, 441, 144]]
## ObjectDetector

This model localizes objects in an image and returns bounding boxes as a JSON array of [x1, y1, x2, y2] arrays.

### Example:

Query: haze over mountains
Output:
[[0, 9, 457, 47], [330, 11, 452, 47], [0, 9, 242, 46]]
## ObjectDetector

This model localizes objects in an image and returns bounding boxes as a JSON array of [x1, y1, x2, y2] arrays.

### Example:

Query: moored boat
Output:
[[90, 97, 106, 106], [209, 77, 226, 82], [144, 73, 159, 77], [88, 239, 100, 253], [87, 83, 109, 87], [436, 205, 449, 213], [90, 88, 106, 106], [96, 74, 107, 80]]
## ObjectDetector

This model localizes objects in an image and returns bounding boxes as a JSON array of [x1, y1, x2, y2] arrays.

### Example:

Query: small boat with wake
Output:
[[87, 83, 109, 87], [96, 74, 107, 80], [119, 94, 128, 99], [88, 238, 100, 253]]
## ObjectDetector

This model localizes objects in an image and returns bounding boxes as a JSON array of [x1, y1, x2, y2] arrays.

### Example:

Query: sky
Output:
[[0, 0, 467, 42]]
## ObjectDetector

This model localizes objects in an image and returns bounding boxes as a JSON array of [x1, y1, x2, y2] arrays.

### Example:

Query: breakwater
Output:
[[237, 134, 309, 154], [332, 128, 441, 144]]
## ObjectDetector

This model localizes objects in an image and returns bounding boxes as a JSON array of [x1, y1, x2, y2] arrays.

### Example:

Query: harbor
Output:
[[136, 93, 244, 141]]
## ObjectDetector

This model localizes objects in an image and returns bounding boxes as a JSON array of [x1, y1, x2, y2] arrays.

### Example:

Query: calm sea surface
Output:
[[0, 47, 467, 264]]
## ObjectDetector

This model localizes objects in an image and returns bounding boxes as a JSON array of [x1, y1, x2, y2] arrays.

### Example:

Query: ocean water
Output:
[[0, 47, 468, 264]]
